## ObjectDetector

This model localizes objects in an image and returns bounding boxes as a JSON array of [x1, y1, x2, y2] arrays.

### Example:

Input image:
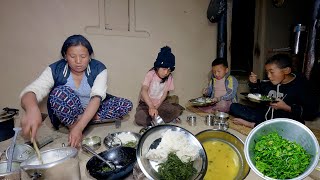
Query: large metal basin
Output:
[[244, 118, 320, 180]]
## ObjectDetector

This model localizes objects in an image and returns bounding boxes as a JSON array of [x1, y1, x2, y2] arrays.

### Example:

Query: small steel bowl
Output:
[[214, 111, 229, 122], [204, 114, 215, 126], [82, 136, 101, 151]]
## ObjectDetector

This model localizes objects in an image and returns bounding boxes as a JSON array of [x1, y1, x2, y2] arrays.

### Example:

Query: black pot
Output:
[[0, 117, 14, 142], [86, 146, 136, 180], [0, 108, 19, 142]]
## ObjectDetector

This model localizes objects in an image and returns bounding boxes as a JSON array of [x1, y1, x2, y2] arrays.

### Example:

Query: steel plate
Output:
[[136, 125, 207, 180]]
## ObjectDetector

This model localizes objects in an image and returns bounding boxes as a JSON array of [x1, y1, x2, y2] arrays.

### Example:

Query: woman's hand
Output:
[[21, 106, 42, 141], [249, 72, 258, 83], [270, 99, 291, 112], [148, 107, 158, 118], [68, 126, 83, 148]]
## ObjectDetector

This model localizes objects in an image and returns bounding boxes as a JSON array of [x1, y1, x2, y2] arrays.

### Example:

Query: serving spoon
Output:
[[82, 144, 116, 170], [6, 127, 21, 172]]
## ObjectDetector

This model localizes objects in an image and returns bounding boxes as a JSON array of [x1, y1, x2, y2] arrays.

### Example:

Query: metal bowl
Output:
[[139, 126, 153, 135], [0, 161, 20, 179], [6, 144, 35, 162], [204, 114, 215, 126], [82, 136, 101, 151], [244, 118, 320, 180], [196, 129, 250, 179], [136, 125, 207, 180], [86, 146, 136, 180], [104, 132, 141, 149], [214, 111, 229, 122]]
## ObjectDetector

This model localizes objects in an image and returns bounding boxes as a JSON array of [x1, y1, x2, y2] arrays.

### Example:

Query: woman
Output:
[[20, 34, 132, 147]]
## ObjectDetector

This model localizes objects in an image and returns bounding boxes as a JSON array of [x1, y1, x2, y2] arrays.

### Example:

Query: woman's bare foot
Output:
[[232, 118, 255, 128]]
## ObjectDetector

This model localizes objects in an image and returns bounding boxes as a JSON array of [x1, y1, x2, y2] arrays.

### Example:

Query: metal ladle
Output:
[[6, 127, 21, 172], [82, 144, 116, 170]]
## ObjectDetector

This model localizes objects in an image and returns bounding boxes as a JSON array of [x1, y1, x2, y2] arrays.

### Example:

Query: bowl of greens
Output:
[[244, 118, 319, 180]]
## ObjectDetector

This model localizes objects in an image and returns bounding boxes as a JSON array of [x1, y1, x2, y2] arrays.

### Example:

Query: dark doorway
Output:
[[230, 0, 256, 76]]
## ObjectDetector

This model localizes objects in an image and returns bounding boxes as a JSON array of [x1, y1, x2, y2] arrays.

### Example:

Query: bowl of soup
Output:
[[196, 129, 250, 180]]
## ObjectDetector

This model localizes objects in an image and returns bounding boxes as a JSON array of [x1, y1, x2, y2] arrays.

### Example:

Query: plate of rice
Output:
[[104, 131, 141, 149], [136, 125, 207, 180], [189, 97, 217, 107], [246, 93, 276, 103]]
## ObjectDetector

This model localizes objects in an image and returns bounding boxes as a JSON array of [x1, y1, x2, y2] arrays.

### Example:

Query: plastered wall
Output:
[[0, 0, 217, 116]]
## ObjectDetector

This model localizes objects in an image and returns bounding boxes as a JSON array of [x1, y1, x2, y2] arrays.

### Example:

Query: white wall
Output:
[[0, 0, 217, 115]]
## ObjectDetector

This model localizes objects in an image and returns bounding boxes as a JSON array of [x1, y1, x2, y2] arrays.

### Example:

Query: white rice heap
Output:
[[115, 132, 136, 144], [248, 93, 260, 100], [145, 129, 200, 163]]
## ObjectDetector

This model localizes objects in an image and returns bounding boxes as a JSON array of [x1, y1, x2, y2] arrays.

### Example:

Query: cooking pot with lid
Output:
[[0, 107, 19, 142], [20, 147, 80, 180]]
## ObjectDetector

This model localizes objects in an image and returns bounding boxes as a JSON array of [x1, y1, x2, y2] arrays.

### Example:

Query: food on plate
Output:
[[254, 132, 311, 179], [158, 152, 197, 180], [196, 97, 213, 103], [98, 164, 112, 173], [145, 129, 200, 180], [115, 132, 137, 148], [203, 140, 240, 180], [248, 93, 273, 101], [145, 129, 200, 163]]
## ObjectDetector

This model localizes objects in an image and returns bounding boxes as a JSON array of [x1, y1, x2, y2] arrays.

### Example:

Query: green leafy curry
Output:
[[158, 153, 196, 180], [254, 132, 311, 179]]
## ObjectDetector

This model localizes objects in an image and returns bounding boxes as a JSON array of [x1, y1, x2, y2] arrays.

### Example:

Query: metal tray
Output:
[[241, 93, 277, 103], [189, 97, 217, 107], [136, 125, 207, 180]]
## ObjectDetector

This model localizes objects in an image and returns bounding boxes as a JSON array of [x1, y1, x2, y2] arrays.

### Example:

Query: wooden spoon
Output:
[[30, 130, 43, 164]]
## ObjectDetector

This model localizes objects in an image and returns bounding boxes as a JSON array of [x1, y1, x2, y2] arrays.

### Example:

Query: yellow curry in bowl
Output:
[[203, 140, 240, 180], [196, 130, 250, 180]]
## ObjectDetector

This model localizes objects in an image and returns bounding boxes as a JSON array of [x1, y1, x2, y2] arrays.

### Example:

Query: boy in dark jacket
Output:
[[230, 54, 308, 128]]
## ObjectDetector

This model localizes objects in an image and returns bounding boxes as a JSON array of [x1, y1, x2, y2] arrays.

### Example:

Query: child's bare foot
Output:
[[232, 118, 255, 128]]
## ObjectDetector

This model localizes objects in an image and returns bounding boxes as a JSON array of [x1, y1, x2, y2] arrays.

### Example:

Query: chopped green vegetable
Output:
[[124, 141, 136, 148], [158, 153, 196, 180], [260, 95, 273, 101], [98, 164, 112, 173], [254, 132, 311, 179]]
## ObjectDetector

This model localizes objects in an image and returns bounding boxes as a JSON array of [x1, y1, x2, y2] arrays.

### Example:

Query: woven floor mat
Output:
[[185, 103, 252, 136]]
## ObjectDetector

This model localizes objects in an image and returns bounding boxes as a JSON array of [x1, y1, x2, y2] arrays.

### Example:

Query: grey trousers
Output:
[[134, 99, 184, 127]]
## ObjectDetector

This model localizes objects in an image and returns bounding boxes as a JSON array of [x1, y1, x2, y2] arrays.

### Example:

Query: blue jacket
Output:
[[207, 73, 238, 102]]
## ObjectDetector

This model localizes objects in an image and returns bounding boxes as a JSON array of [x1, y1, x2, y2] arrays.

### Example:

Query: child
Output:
[[134, 46, 183, 127], [20, 35, 133, 147], [230, 54, 308, 128], [200, 58, 238, 113]]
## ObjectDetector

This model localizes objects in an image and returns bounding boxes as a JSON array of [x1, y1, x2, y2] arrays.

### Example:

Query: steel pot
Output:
[[245, 118, 320, 180], [0, 161, 21, 180], [0, 109, 18, 142], [20, 147, 80, 180]]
